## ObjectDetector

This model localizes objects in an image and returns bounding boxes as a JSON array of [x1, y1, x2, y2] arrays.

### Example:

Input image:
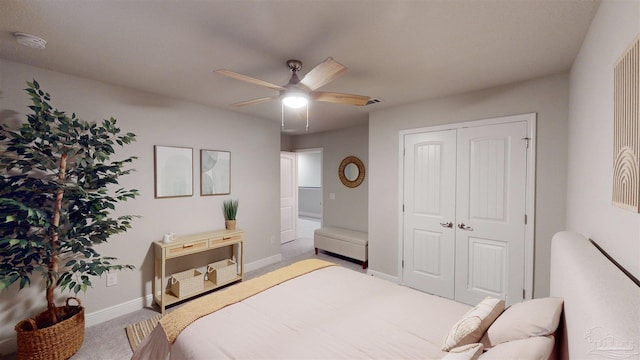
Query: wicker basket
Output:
[[15, 297, 84, 360], [170, 269, 203, 298], [207, 258, 237, 285]]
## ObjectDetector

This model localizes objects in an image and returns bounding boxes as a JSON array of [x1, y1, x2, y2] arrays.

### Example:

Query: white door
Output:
[[402, 120, 529, 306], [280, 152, 297, 244], [402, 130, 457, 299], [455, 122, 527, 305]]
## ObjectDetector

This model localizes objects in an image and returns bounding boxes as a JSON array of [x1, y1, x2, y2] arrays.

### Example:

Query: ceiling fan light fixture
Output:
[[281, 92, 310, 132], [282, 91, 309, 108]]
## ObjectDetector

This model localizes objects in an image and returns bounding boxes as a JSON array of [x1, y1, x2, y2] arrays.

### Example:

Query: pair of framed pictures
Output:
[[154, 146, 230, 198]]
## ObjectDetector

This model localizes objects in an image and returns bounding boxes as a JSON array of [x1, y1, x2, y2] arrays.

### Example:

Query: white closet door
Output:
[[280, 152, 297, 244], [402, 130, 457, 298], [454, 121, 528, 305]]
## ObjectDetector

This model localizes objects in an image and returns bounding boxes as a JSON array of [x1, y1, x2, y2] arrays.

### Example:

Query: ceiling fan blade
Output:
[[312, 92, 370, 106], [230, 96, 278, 107], [215, 69, 286, 91], [298, 57, 348, 91]]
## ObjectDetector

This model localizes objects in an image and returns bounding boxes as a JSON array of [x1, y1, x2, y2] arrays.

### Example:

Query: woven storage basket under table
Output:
[[207, 258, 237, 285], [15, 297, 84, 360], [170, 269, 203, 298]]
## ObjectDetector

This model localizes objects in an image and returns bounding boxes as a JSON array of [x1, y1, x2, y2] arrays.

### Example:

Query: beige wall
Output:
[[0, 60, 281, 352], [566, 0, 640, 278], [368, 73, 570, 297], [291, 124, 368, 232]]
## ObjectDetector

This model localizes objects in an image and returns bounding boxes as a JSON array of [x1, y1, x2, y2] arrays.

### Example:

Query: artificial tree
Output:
[[0, 80, 139, 327]]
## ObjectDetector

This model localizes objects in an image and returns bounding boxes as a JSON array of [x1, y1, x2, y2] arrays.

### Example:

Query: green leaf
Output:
[[64, 259, 77, 267]]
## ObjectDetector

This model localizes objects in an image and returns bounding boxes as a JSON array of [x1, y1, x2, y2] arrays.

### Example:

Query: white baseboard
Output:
[[85, 294, 153, 327], [366, 269, 399, 283], [298, 211, 321, 219], [244, 254, 283, 273]]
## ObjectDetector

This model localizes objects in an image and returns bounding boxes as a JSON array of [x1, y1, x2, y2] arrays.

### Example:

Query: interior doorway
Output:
[[279, 149, 322, 258], [296, 149, 322, 219], [295, 148, 322, 239]]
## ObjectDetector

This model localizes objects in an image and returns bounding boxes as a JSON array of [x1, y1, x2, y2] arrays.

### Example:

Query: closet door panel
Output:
[[402, 130, 456, 298], [467, 237, 506, 296], [455, 121, 528, 306]]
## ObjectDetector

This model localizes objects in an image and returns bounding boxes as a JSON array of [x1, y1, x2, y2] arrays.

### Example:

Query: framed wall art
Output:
[[613, 35, 639, 212], [154, 145, 193, 198], [200, 149, 231, 196]]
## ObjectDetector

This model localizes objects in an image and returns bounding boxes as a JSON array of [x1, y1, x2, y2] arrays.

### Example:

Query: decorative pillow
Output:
[[481, 297, 563, 349], [442, 297, 505, 351], [478, 335, 555, 359], [442, 343, 483, 360]]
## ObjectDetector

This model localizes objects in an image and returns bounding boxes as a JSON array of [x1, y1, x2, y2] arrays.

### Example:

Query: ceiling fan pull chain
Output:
[[306, 103, 309, 132]]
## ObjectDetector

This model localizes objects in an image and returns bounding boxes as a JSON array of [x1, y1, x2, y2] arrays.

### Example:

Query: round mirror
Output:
[[344, 163, 359, 181], [339, 156, 365, 188]]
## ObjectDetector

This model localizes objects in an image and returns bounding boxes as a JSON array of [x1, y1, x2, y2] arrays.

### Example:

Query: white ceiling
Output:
[[0, 1, 599, 134]]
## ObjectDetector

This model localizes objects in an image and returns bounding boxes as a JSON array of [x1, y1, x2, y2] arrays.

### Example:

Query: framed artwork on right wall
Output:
[[612, 35, 639, 213], [200, 149, 231, 196]]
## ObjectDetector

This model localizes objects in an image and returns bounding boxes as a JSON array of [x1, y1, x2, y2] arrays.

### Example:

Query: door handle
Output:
[[458, 223, 474, 231], [439, 222, 453, 228]]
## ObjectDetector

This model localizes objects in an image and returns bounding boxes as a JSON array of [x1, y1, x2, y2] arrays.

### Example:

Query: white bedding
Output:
[[135, 265, 471, 360], [134, 230, 636, 360]]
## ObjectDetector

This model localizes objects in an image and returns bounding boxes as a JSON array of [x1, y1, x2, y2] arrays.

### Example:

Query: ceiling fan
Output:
[[215, 57, 370, 108]]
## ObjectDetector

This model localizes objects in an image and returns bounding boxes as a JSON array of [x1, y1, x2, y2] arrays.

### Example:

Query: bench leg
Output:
[[362, 261, 368, 269], [315, 247, 318, 255]]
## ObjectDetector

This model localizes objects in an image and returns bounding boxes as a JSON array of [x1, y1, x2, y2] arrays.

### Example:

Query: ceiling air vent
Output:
[[365, 98, 382, 106], [14, 33, 47, 49]]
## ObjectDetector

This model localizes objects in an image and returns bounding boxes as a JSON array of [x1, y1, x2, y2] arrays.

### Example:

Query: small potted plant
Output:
[[0, 80, 138, 359], [223, 199, 239, 230]]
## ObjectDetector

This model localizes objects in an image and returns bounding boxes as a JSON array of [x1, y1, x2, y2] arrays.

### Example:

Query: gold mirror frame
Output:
[[338, 156, 365, 188]]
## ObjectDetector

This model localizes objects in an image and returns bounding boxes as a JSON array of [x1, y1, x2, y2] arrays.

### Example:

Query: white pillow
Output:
[[442, 343, 483, 360], [481, 297, 563, 348], [478, 335, 555, 359], [442, 297, 505, 351]]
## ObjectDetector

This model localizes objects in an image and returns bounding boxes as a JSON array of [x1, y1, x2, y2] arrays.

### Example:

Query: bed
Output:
[[133, 231, 638, 360]]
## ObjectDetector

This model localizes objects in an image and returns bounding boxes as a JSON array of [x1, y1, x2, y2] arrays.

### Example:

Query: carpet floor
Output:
[[2, 221, 365, 360]]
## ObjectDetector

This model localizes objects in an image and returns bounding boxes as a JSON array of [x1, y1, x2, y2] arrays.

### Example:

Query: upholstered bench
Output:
[[314, 226, 368, 269]]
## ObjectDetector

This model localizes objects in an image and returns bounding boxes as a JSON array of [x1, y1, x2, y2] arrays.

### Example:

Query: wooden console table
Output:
[[153, 228, 244, 313]]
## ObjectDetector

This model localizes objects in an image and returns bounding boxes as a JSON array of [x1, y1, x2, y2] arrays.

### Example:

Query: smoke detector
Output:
[[14, 33, 47, 49]]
